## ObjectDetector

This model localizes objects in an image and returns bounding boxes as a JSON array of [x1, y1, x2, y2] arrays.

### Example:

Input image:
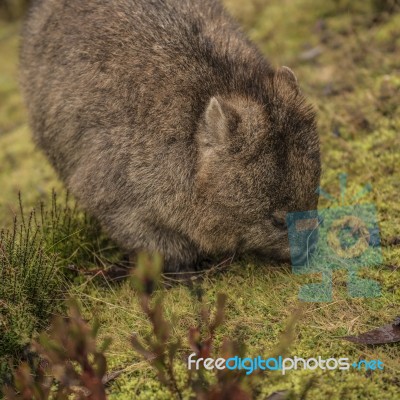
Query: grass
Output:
[[0, 0, 399, 398]]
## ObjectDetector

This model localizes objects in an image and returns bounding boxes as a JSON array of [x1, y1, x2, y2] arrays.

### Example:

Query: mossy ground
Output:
[[0, 0, 399, 398]]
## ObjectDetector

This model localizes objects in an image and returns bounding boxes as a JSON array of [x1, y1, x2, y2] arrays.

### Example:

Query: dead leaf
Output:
[[344, 316, 400, 345], [102, 369, 125, 386], [299, 46, 323, 61]]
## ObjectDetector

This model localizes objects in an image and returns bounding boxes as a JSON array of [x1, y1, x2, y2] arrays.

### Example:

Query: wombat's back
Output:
[[20, 0, 271, 184]]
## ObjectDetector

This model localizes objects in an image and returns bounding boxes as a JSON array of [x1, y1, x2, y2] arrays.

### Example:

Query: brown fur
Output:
[[20, 0, 320, 271]]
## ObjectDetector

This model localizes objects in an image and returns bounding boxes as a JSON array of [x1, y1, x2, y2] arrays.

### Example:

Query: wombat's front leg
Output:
[[128, 228, 203, 273], [129, 251, 202, 274]]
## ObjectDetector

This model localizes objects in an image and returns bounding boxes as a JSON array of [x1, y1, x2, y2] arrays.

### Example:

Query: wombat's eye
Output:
[[271, 215, 287, 230]]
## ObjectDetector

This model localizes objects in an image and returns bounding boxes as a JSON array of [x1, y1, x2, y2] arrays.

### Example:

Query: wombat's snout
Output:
[[251, 245, 291, 264]]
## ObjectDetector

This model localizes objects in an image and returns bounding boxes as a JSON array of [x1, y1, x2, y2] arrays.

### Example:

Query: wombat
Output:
[[20, 0, 320, 271]]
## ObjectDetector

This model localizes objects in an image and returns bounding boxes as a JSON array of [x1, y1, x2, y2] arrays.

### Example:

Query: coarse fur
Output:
[[20, 0, 321, 271]]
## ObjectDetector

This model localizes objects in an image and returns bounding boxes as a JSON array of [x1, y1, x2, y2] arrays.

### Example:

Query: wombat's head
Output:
[[195, 67, 320, 261]]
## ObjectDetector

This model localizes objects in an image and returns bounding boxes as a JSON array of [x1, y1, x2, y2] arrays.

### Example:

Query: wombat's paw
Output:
[[162, 271, 204, 287], [102, 263, 133, 282], [162, 256, 236, 287]]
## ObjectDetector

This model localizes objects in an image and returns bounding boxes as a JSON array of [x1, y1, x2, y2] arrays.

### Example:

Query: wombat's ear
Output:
[[202, 97, 229, 146], [274, 66, 300, 94], [200, 97, 240, 155], [206, 97, 227, 132]]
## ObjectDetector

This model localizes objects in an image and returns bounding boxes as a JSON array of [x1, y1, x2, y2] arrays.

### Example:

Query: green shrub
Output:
[[0, 210, 61, 385], [0, 192, 120, 387]]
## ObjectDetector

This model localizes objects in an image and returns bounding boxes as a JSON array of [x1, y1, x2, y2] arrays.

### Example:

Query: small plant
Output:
[[131, 253, 252, 399], [2, 361, 52, 400], [0, 208, 61, 386], [0, 191, 119, 387], [130, 253, 183, 397], [3, 300, 111, 400]]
